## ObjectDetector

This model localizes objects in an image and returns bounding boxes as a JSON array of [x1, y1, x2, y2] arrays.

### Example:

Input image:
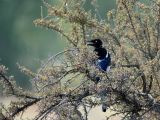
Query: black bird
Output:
[[87, 39, 111, 72], [87, 39, 111, 112]]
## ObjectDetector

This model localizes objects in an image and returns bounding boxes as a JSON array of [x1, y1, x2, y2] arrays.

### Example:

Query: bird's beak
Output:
[[86, 40, 94, 46]]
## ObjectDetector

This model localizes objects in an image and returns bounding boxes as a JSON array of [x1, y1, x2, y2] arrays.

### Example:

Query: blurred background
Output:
[[0, 0, 116, 89]]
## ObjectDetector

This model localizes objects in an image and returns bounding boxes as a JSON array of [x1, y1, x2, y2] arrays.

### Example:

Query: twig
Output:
[[38, 69, 78, 92], [0, 73, 14, 94], [38, 49, 76, 74], [11, 98, 41, 119]]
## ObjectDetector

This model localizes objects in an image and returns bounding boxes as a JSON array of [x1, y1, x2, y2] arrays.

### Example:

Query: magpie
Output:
[[87, 39, 111, 112], [87, 39, 111, 72]]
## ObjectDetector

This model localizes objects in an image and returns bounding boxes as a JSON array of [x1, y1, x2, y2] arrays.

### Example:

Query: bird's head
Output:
[[87, 39, 103, 48]]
